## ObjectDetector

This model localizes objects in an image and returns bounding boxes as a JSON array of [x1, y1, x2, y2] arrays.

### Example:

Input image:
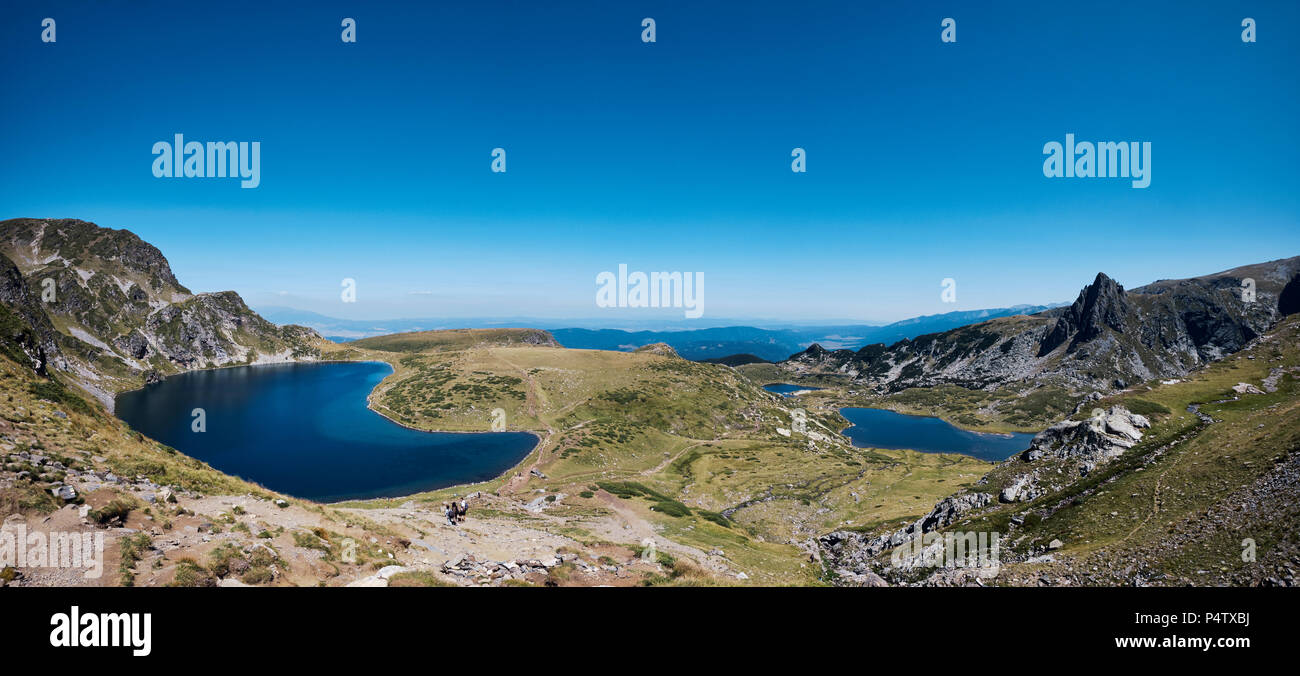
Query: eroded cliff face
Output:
[[0, 253, 64, 376], [782, 258, 1298, 397], [0, 218, 323, 406]]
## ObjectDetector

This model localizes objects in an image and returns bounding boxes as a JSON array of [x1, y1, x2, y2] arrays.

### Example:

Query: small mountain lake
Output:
[[763, 383, 823, 397], [115, 362, 537, 502], [839, 407, 1036, 462]]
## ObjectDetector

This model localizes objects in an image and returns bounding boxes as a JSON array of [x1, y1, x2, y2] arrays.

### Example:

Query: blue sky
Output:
[[2, 1, 1297, 324]]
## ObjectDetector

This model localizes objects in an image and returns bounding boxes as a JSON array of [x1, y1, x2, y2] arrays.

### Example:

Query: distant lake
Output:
[[763, 383, 823, 397], [115, 362, 537, 502], [839, 407, 1035, 462]]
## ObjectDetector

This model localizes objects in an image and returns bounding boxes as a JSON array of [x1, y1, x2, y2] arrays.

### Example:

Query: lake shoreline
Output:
[[114, 358, 542, 503], [837, 406, 1037, 462]]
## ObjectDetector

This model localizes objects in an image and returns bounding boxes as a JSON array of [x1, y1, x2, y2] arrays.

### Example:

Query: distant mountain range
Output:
[[258, 305, 1063, 362]]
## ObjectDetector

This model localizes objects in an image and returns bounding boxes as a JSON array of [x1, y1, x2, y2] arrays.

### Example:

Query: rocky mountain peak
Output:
[[801, 343, 829, 358], [1038, 272, 1129, 356]]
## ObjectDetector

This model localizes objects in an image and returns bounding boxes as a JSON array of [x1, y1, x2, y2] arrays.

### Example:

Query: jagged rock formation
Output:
[[781, 258, 1298, 396], [0, 218, 323, 405], [1037, 273, 1130, 356]]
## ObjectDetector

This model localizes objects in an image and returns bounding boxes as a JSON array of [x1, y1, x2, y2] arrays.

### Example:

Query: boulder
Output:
[[1000, 475, 1036, 503], [1019, 406, 1149, 470], [375, 565, 409, 580]]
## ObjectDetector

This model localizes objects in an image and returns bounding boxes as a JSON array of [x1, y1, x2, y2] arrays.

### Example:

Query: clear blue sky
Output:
[[2, 1, 1297, 323]]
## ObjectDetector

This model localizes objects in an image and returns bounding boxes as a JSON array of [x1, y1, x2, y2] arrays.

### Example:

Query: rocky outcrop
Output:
[[820, 492, 994, 575], [1018, 405, 1149, 474], [1000, 474, 1038, 503], [142, 291, 319, 368], [516, 329, 559, 347]]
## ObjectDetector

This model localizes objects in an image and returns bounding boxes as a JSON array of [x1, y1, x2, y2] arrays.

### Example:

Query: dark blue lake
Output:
[[763, 383, 823, 397], [115, 362, 537, 502], [839, 407, 1035, 462]]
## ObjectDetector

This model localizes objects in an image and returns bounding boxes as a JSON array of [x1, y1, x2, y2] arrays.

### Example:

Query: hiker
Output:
[[458, 497, 469, 522], [442, 503, 455, 526]]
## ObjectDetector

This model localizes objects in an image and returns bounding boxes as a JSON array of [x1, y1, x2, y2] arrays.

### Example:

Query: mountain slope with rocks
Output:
[[820, 314, 1300, 587], [0, 218, 324, 406]]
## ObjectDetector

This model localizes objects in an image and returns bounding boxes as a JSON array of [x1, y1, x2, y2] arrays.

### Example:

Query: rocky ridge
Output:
[[782, 259, 1299, 398]]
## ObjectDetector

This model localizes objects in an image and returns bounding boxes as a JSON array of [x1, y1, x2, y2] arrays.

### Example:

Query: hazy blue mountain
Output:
[[258, 304, 1061, 362]]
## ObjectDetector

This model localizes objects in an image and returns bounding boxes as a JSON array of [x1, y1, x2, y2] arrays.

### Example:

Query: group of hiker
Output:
[[443, 497, 469, 526]]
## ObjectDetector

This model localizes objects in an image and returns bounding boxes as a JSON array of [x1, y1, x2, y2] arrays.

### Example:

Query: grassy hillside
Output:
[[351, 327, 559, 352]]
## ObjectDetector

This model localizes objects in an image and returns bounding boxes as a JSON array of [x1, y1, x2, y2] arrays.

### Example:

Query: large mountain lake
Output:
[[839, 407, 1036, 461], [115, 362, 537, 502]]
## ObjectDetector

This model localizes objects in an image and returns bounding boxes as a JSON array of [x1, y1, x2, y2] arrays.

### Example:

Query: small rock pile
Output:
[[440, 553, 566, 584]]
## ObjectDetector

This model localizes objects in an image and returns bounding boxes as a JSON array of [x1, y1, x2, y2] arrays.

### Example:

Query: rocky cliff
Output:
[[0, 218, 323, 406], [0, 253, 65, 376]]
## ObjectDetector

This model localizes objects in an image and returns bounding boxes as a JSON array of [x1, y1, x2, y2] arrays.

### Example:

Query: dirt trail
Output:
[[1117, 427, 1201, 545], [641, 439, 716, 476], [494, 352, 556, 496], [590, 490, 726, 572]]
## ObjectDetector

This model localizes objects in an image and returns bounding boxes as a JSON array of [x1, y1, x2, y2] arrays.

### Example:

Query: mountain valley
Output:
[[2, 217, 1297, 588]]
